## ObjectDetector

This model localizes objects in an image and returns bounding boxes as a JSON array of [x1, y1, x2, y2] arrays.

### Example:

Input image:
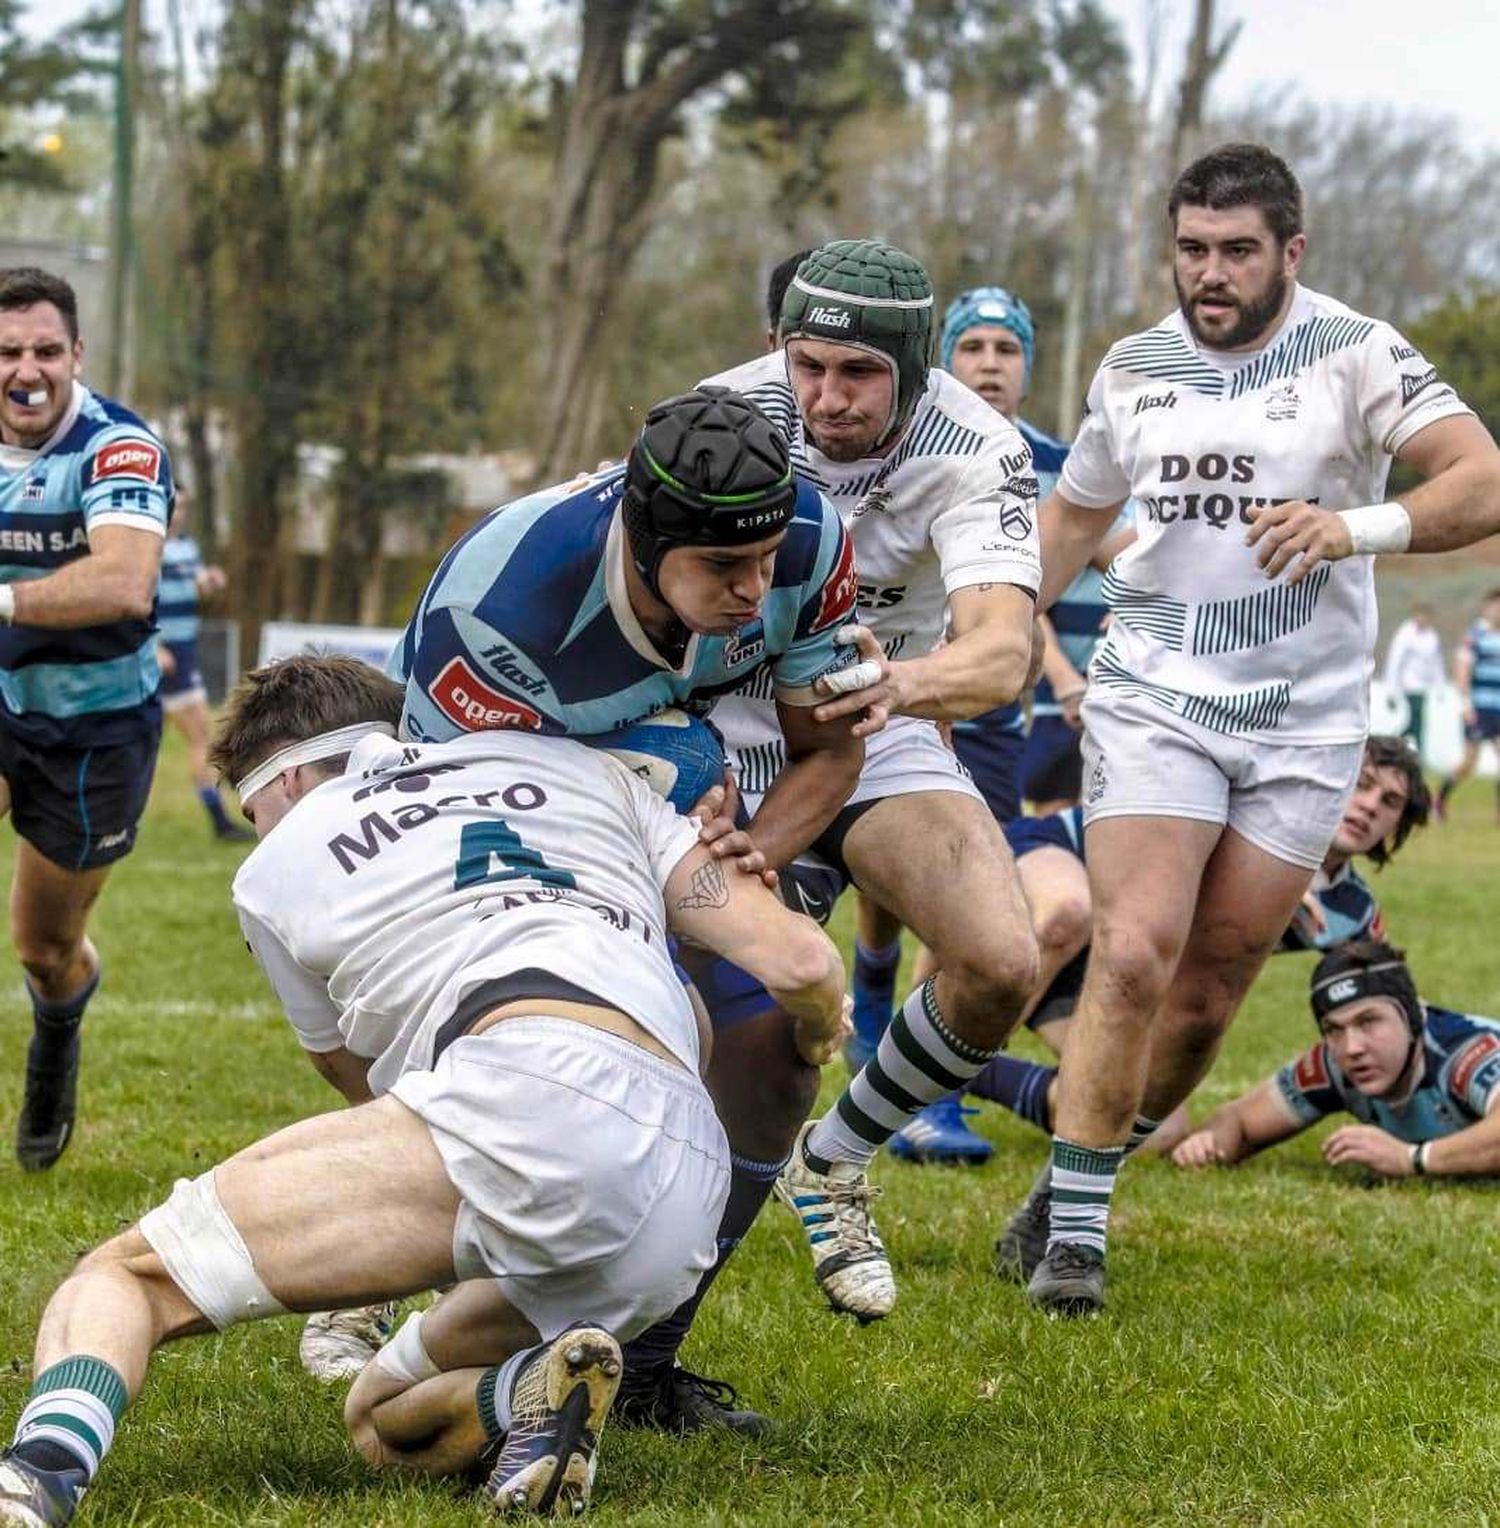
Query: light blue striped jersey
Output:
[[0, 384, 172, 743], [157, 534, 202, 645], [394, 467, 857, 742], [1061, 286, 1471, 742], [1277, 1005, 1500, 1142], [1462, 619, 1500, 713]]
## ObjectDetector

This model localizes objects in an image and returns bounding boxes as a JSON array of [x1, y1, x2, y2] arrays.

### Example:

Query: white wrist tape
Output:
[[374, 1309, 440, 1386], [1338, 502, 1411, 556], [0, 585, 14, 624]]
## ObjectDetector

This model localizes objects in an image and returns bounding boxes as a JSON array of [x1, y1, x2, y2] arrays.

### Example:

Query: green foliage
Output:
[[1, 732, 1498, 1524], [1407, 288, 1500, 440]]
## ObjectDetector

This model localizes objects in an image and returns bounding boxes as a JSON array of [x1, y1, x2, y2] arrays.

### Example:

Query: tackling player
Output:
[[1435, 587, 1500, 823], [701, 239, 1043, 1322], [0, 655, 849, 1525], [1170, 941, 1500, 1178], [0, 267, 173, 1171], [1014, 142, 1500, 1314]]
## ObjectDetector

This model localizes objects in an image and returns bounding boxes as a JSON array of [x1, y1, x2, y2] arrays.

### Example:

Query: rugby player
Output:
[[1436, 587, 1500, 822], [701, 239, 1043, 1322], [979, 735, 1429, 1160], [1010, 142, 1500, 1314], [393, 386, 878, 1430], [847, 284, 1135, 1165], [1171, 941, 1500, 1178], [155, 490, 251, 842], [0, 655, 849, 1525], [0, 267, 173, 1172]]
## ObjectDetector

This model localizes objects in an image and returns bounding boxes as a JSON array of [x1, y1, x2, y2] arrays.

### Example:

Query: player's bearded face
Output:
[[787, 339, 895, 461], [1173, 205, 1303, 353], [0, 302, 80, 448], [1321, 999, 1413, 1096]]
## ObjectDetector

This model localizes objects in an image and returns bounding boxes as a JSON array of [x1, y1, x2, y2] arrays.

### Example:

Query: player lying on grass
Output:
[[977, 734, 1431, 1165], [0, 655, 849, 1526], [1170, 939, 1500, 1178]]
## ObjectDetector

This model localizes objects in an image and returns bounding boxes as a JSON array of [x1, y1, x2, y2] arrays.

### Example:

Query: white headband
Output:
[[235, 722, 396, 805]]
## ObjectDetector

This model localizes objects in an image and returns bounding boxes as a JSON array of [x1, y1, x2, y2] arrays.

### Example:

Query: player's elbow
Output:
[[984, 632, 1034, 710]]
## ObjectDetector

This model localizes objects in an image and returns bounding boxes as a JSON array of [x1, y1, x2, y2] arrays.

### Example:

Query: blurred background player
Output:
[[1170, 941, 1500, 1179], [1380, 600, 1445, 754], [1436, 587, 1500, 822], [846, 283, 1134, 1166], [1014, 142, 1500, 1315], [155, 489, 251, 842], [980, 736, 1430, 1166], [0, 267, 172, 1172]]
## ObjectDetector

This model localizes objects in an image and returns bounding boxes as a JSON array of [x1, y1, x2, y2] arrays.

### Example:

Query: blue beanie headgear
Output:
[[940, 286, 1035, 383]]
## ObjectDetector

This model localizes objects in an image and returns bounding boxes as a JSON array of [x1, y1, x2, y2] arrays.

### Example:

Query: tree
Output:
[[1407, 289, 1500, 440], [0, 0, 112, 191]]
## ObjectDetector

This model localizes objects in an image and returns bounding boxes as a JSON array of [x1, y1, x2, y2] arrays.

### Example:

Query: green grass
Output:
[[3, 730, 1500, 1525]]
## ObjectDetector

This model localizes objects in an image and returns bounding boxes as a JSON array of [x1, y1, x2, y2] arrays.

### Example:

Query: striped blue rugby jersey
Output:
[[0, 385, 173, 744], [394, 466, 857, 741], [1462, 620, 1500, 713], [157, 534, 202, 646]]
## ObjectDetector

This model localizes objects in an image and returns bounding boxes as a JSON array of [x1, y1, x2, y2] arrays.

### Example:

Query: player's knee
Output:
[[14, 932, 83, 990], [1033, 893, 1091, 962], [1160, 984, 1235, 1066], [72, 1227, 211, 1346], [1090, 924, 1176, 1018], [946, 927, 1041, 1020]]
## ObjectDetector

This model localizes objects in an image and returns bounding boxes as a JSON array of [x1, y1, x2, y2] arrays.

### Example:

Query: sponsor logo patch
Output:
[[429, 656, 543, 732], [21, 477, 44, 502], [1399, 366, 1443, 407], [1450, 1033, 1500, 1098], [806, 303, 853, 331], [1293, 1045, 1330, 1093], [811, 529, 857, 632], [92, 439, 161, 482], [1325, 976, 1359, 1005]]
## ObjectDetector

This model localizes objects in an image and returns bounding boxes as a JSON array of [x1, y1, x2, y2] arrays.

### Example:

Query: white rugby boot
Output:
[[773, 1121, 896, 1322], [299, 1302, 397, 1382]]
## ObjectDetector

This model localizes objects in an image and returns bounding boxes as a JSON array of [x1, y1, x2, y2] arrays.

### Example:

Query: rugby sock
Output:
[[807, 979, 996, 1168], [198, 786, 236, 835], [850, 937, 901, 1051], [1046, 1138, 1124, 1256], [11, 1356, 127, 1484], [621, 1151, 786, 1378], [476, 1346, 541, 1442], [1125, 1114, 1161, 1156], [968, 1055, 1057, 1132], [26, 964, 100, 1032]]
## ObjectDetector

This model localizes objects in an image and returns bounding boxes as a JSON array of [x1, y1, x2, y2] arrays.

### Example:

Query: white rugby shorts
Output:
[[391, 1018, 729, 1341], [1078, 687, 1363, 870]]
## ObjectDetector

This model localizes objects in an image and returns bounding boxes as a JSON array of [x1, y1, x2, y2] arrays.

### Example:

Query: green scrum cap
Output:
[[779, 238, 934, 450]]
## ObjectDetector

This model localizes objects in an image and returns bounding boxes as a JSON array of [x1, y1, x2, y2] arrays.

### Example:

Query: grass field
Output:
[[2, 729, 1499, 1526]]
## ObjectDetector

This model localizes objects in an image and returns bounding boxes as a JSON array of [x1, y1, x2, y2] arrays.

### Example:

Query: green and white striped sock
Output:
[[1046, 1138, 1125, 1255], [12, 1355, 128, 1483], [807, 978, 994, 1168]]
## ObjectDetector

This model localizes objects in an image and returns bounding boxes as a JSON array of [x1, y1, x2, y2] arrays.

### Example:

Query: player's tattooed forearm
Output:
[[676, 859, 729, 911]]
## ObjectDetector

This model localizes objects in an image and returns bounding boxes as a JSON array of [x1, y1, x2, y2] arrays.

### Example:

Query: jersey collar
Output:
[[604, 509, 701, 677], [0, 382, 85, 472]]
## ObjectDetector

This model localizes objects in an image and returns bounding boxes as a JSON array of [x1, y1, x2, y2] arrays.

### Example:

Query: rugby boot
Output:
[[994, 1163, 1053, 1284], [15, 1019, 81, 1172], [887, 1094, 994, 1166], [614, 1363, 771, 1438], [299, 1302, 398, 1382], [484, 1325, 621, 1516], [0, 1452, 85, 1527], [1027, 1240, 1106, 1316], [774, 1122, 895, 1323]]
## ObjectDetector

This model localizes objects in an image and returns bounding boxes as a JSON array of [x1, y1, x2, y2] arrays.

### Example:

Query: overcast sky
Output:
[[1099, 0, 1500, 150], [27, 0, 1500, 153]]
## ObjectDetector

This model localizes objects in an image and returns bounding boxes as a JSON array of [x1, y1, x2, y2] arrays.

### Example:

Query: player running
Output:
[[0, 654, 849, 1525], [1012, 142, 1500, 1315], [0, 266, 173, 1172], [699, 239, 1043, 1323], [1436, 587, 1500, 823], [1171, 941, 1500, 1179]]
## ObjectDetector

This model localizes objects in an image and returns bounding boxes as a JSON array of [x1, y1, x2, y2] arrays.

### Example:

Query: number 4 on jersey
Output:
[[453, 819, 577, 891]]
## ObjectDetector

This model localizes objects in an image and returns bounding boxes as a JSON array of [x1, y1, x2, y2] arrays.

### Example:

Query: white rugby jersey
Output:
[[232, 732, 702, 1093], [1060, 285, 1471, 743], [701, 354, 1043, 792]]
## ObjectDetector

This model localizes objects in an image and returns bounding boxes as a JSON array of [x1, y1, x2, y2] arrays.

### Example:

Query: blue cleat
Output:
[[0, 1452, 86, 1527], [887, 1094, 994, 1166], [844, 975, 895, 1074]]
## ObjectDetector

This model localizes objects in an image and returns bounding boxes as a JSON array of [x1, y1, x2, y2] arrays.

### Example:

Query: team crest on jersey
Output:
[[429, 656, 543, 732], [811, 530, 857, 633], [999, 499, 1033, 541], [92, 439, 161, 483], [1264, 382, 1300, 422], [852, 486, 893, 519], [724, 625, 765, 668]]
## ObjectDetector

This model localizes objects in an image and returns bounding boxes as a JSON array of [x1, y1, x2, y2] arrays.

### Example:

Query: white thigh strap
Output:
[[139, 1170, 288, 1331]]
